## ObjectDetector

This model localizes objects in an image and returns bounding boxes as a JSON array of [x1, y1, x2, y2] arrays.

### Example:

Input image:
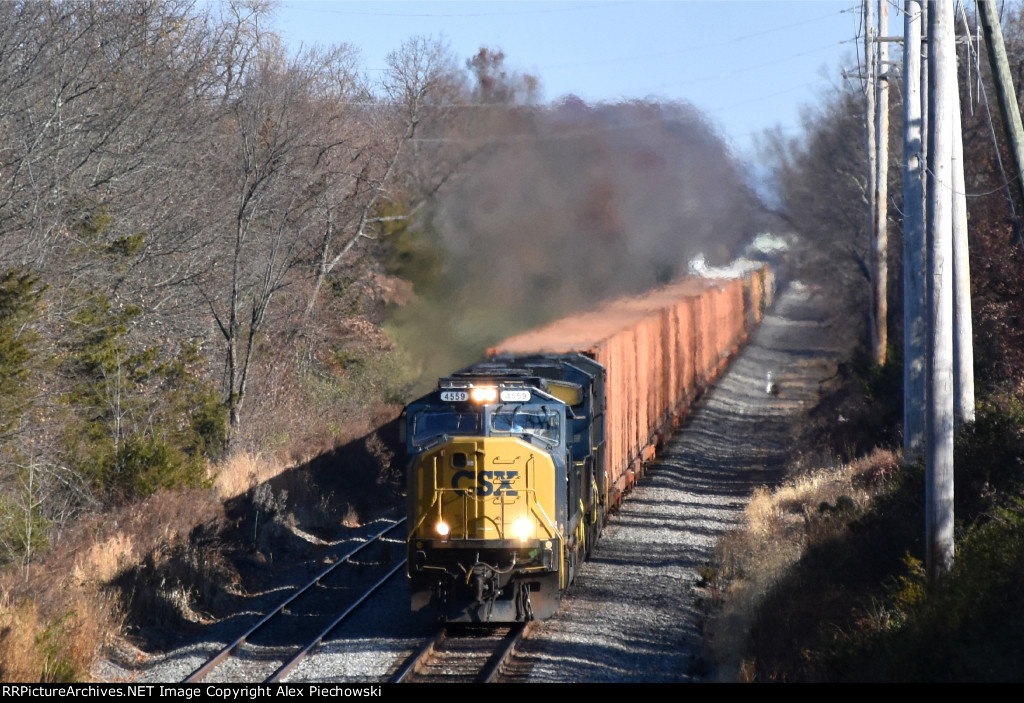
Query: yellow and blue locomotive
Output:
[[403, 353, 606, 622]]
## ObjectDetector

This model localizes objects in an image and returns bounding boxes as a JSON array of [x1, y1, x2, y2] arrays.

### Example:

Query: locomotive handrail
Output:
[[527, 501, 559, 541]]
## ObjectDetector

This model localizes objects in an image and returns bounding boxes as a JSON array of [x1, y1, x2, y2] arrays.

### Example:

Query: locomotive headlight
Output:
[[470, 386, 498, 403], [512, 517, 532, 541], [435, 520, 450, 538]]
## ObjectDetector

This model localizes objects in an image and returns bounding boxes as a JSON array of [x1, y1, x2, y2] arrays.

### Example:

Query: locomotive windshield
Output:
[[410, 407, 481, 447], [489, 406, 560, 445]]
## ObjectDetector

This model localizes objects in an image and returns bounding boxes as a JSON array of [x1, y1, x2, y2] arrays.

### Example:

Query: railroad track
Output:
[[391, 623, 531, 683], [183, 519, 406, 683]]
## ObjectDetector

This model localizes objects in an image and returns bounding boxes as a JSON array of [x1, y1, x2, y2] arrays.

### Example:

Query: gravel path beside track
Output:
[[508, 279, 840, 683]]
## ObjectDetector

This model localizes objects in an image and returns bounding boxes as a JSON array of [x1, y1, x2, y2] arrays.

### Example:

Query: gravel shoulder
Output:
[[511, 279, 841, 683]]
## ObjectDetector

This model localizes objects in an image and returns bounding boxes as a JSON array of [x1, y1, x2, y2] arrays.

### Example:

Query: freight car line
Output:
[[390, 623, 531, 683], [183, 519, 406, 683], [487, 270, 774, 511]]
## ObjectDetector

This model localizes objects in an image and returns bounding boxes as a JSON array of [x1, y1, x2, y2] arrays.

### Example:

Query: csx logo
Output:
[[451, 470, 519, 497]]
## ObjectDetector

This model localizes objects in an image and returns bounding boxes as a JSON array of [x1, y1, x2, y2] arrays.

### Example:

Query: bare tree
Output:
[[759, 87, 871, 341], [301, 36, 468, 321]]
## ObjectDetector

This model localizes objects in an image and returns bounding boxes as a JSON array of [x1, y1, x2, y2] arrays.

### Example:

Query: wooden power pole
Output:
[[979, 0, 1024, 213], [902, 0, 925, 462], [952, 81, 975, 427], [864, 0, 878, 354], [864, 0, 891, 367], [871, 0, 890, 366], [926, 0, 956, 584]]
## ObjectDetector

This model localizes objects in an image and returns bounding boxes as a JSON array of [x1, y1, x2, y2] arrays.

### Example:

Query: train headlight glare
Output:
[[470, 386, 498, 403], [512, 517, 532, 541], [435, 520, 450, 537]]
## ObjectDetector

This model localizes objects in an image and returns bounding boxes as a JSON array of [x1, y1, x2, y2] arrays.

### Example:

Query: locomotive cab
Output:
[[405, 376, 569, 622], [405, 355, 606, 623]]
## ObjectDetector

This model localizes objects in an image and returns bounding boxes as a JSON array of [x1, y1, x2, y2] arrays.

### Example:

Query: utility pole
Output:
[[862, 0, 896, 369], [902, 0, 925, 462], [871, 0, 890, 366], [864, 1, 878, 359], [978, 0, 1024, 213], [952, 83, 975, 427], [926, 0, 956, 585]]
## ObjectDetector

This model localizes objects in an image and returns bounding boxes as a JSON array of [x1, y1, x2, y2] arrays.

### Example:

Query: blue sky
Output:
[[268, 1, 868, 157]]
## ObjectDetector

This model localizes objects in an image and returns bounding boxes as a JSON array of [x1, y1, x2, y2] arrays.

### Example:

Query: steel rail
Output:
[[183, 518, 405, 682], [389, 630, 446, 683], [393, 623, 528, 683], [266, 560, 406, 682], [479, 623, 527, 683]]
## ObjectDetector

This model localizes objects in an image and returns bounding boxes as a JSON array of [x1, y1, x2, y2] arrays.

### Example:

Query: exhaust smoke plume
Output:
[[388, 97, 768, 391]]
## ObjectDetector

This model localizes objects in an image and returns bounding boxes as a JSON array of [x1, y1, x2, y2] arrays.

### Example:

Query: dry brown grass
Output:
[[704, 447, 899, 682], [0, 563, 123, 682], [0, 592, 45, 681], [0, 484, 232, 682], [212, 451, 291, 501], [70, 533, 136, 589]]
